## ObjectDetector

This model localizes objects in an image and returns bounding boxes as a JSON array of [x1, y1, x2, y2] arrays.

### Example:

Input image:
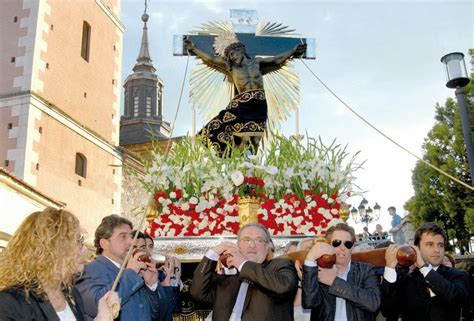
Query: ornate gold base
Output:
[[237, 196, 261, 227]]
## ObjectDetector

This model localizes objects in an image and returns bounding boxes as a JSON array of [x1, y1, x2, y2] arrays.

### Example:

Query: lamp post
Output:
[[350, 198, 381, 229], [440, 52, 474, 185]]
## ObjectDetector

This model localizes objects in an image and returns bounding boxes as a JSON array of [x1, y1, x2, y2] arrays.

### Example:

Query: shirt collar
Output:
[[103, 255, 122, 268]]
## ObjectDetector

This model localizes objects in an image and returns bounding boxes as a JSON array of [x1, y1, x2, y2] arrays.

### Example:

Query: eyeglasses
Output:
[[331, 239, 354, 249], [76, 233, 85, 246], [239, 237, 268, 245]]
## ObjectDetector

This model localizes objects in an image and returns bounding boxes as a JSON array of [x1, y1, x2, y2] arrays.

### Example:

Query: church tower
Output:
[[0, 0, 124, 234], [120, 9, 171, 154]]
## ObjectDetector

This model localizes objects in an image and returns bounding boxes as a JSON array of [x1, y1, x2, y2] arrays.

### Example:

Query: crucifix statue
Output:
[[176, 9, 316, 156]]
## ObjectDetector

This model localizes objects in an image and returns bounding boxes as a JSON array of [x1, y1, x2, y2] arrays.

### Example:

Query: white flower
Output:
[[209, 221, 217, 230], [247, 154, 258, 161], [322, 209, 333, 220], [284, 167, 294, 177], [230, 170, 244, 186], [189, 197, 198, 204], [195, 200, 207, 213], [169, 191, 176, 198], [181, 202, 190, 211], [265, 166, 278, 175]]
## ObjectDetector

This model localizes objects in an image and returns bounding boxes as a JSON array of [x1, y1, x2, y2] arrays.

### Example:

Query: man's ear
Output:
[[99, 238, 108, 252]]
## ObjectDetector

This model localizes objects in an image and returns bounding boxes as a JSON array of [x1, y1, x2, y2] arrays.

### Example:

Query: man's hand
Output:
[[127, 251, 147, 273], [95, 291, 121, 321], [224, 247, 247, 270], [318, 266, 337, 286], [212, 241, 239, 255], [159, 257, 172, 286], [385, 244, 402, 268], [306, 241, 334, 262], [413, 245, 426, 269], [294, 260, 303, 280], [183, 36, 195, 52], [172, 256, 182, 281], [140, 261, 158, 286], [293, 43, 307, 57]]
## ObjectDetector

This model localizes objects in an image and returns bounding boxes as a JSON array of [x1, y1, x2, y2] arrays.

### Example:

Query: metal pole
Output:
[[455, 87, 474, 185]]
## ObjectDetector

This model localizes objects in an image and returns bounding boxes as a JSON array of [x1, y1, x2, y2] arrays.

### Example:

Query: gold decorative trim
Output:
[[237, 196, 261, 227]]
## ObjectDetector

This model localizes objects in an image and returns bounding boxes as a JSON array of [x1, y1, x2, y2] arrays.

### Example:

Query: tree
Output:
[[405, 51, 474, 254]]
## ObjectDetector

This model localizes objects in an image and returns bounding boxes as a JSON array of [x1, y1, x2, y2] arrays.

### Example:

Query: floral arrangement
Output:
[[140, 135, 362, 237]]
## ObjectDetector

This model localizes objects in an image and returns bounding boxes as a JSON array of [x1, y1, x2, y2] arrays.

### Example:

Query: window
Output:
[[81, 21, 91, 61], [75, 153, 87, 178], [133, 96, 139, 117], [146, 96, 151, 117]]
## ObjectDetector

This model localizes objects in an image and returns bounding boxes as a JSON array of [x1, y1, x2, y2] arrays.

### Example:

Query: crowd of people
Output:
[[0, 207, 471, 321], [0, 209, 181, 321]]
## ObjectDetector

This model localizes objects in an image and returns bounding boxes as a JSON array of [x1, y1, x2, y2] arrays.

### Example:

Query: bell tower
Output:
[[120, 7, 171, 150]]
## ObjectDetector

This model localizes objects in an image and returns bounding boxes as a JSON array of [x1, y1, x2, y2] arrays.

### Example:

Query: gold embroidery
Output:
[[223, 112, 237, 123]]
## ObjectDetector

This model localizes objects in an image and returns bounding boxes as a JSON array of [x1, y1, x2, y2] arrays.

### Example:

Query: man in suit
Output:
[[302, 223, 381, 321], [190, 223, 298, 321], [75, 215, 173, 320], [381, 222, 469, 321]]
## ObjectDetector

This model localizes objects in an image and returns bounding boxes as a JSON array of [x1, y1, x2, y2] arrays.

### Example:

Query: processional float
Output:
[[141, 9, 393, 268]]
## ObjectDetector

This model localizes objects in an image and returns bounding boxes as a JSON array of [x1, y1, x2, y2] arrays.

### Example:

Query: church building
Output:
[[0, 0, 124, 234]]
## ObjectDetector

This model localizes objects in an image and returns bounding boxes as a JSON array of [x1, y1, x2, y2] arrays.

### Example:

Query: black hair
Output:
[[414, 222, 447, 246]]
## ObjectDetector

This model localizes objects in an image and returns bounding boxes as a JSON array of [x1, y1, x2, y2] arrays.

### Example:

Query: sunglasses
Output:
[[331, 239, 354, 249]]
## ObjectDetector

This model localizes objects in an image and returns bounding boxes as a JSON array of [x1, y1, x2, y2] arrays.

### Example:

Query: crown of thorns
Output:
[[224, 42, 246, 58]]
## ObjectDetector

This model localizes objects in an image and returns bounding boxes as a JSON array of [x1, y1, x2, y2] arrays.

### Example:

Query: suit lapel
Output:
[[242, 283, 253, 311], [242, 260, 270, 312]]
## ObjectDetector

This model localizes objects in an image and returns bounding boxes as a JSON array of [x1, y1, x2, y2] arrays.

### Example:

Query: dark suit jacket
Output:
[[381, 264, 469, 321], [75, 254, 175, 321], [302, 261, 381, 321], [190, 257, 298, 321], [0, 286, 85, 321]]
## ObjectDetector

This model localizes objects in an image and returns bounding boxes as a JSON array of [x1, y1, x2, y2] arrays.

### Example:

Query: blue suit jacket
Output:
[[75, 255, 175, 321]]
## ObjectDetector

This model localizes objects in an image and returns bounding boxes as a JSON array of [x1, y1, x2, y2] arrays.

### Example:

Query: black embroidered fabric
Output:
[[199, 90, 267, 156]]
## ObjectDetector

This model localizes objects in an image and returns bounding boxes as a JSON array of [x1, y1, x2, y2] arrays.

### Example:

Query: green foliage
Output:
[[406, 62, 474, 254], [141, 134, 362, 201]]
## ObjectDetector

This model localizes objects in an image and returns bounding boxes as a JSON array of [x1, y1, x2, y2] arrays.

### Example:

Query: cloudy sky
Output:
[[120, 0, 473, 232]]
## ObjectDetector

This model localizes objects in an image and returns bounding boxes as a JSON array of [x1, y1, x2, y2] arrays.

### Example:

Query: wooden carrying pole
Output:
[[279, 247, 387, 267]]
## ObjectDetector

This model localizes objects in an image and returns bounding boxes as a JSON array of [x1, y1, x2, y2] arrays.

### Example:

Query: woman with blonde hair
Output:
[[0, 207, 119, 320]]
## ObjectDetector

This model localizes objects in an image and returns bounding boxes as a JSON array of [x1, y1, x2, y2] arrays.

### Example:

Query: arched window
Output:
[[81, 21, 91, 61], [75, 153, 87, 178]]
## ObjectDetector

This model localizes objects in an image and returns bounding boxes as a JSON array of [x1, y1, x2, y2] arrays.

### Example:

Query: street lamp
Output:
[[350, 198, 381, 228], [440, 52, 474, 184]]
